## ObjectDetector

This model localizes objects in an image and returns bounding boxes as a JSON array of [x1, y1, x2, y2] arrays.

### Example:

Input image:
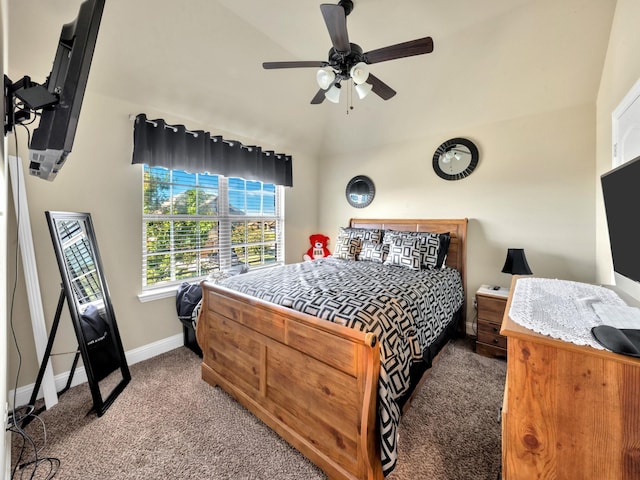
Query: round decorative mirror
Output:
[[432, 137, 479, 180], [345, 175, 375, 208]]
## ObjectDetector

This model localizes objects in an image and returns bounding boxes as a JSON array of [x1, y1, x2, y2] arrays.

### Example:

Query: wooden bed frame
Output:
[[196, 219, 467, 480]]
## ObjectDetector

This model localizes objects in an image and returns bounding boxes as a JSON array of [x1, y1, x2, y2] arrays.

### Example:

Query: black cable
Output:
[[9, 422, 59, 480], [9, 120, 26, 417], [7, 121, 39, 480], [11, 413, 59, 480], [7, 124, 60, 478], [8, 423, 29, 479]]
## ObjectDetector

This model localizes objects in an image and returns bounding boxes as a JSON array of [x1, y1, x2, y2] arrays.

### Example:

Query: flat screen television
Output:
[[601, 155, 640, 290], [27, 0, 105, 181]]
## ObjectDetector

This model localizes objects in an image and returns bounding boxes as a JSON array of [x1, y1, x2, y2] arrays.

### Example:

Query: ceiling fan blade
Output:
[[263, 61, 327, 69], [364, 36, 434, 65], [310, 89, 327, 104], [320, 4, 350, 53], [367, 74, 396, 100]]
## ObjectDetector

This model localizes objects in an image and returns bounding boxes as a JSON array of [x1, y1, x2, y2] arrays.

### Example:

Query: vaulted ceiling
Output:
[[8, 0, 617, 157]]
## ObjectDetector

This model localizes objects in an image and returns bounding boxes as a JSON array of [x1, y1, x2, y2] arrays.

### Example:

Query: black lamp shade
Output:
[[501, 248, 533, 275]]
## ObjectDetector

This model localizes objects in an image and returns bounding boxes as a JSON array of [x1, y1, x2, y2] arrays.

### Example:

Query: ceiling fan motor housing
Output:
[[338, 0, 354, 16], [328, 43, 363, 79]]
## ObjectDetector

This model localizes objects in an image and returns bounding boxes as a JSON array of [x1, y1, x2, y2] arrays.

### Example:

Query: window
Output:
[[142, 166, 284, 289]]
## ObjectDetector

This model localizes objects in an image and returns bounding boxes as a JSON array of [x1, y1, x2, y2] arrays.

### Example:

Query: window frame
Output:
[[141, 166, 285, 292]]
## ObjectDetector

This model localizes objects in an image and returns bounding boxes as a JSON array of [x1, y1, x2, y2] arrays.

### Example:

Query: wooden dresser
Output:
[[500, 280, 640, 480]]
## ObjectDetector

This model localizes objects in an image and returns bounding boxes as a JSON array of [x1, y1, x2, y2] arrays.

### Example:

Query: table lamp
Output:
[[501, 248, 533, 276]]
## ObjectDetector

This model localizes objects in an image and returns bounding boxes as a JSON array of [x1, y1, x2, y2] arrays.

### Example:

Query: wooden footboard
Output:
[[196, 284, 383, 480]]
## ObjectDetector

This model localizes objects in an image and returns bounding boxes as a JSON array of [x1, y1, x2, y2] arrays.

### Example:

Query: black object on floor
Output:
[[176, 282, 203, 357]]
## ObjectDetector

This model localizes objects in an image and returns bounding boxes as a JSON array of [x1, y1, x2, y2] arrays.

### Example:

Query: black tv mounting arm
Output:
[[3, 74, 59, 135]]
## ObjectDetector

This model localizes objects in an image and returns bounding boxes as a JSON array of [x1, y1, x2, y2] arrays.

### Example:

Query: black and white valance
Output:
[[131, 113, 293, 187]]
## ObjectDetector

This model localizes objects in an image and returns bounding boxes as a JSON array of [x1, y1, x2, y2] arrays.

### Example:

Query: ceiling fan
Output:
[[262, 0, 434, 105]]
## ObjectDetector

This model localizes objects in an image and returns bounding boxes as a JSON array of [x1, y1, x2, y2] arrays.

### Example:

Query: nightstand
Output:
[[475, 285, 508, 358]]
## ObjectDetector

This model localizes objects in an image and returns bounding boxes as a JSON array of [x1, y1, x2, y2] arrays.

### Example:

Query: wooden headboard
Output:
[[349, 218, 468, 325]]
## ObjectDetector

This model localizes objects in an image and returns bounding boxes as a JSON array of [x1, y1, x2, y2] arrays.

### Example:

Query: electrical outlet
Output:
[[473, 297, 477, 309]]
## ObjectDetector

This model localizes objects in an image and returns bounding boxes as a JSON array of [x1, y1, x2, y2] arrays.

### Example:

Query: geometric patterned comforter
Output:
[[218, 257, 464, 476]]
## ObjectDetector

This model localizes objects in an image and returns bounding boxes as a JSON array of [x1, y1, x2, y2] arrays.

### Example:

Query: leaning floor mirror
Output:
[[45, 211, 130, 416]]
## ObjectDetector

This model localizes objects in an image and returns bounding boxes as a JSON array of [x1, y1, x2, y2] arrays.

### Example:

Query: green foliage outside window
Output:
[[143, 166, 281, 287]]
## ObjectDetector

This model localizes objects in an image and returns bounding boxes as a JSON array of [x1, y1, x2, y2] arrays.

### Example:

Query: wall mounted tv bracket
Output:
[[4, 74, 59, 135]]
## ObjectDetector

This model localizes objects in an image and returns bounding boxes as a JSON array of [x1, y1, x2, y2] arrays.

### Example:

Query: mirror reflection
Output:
[[346, 175, 375, 208], [56, 219, 103, 307], [437, 144, 472, 171]]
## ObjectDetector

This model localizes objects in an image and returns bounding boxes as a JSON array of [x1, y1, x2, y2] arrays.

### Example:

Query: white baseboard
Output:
[[8, 333, 183, 410], [124, 332, 183, 366], [466, 321, 475, 337]]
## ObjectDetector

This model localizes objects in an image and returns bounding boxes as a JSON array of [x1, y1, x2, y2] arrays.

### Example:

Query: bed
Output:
[[195, 218, 468, 480]]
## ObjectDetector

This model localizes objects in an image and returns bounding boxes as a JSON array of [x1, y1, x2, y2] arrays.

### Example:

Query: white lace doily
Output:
[[509, 277, 627, 349]]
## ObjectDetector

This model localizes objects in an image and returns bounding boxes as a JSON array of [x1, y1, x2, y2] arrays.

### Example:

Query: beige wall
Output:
[[318, 103, 598, 329], [6, 90, 319, 390], [596, 0, 640, 295]]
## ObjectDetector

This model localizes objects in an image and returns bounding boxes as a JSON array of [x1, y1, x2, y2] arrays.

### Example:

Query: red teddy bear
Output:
[[303, 234, 331, 261]]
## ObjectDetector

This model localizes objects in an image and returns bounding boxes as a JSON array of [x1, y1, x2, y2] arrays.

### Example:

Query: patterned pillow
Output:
[[421, 233, 441, 269], [359, 240, 389, 263], [333, 236, 361, 260], [339, 227, 383, 244], [382, 230, 402, 245], [436, 232, 451, 268], [383, 235, 422, 270], [383, 230, 441, 269], [336, 227, 383, 259]]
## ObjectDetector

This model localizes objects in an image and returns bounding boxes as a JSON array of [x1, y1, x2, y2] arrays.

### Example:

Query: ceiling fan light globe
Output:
[[325, 85, 341, 103], [350, 62, 370, 85], [316, 68, 336, 90], [355, 82, 373, 99]]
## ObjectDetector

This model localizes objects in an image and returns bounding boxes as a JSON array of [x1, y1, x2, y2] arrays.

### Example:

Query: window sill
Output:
[[137, 264, 283, 303], [137, 285, 180, 303]]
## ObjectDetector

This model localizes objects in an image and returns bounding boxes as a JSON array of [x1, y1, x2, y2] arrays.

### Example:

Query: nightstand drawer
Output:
[[477, 295, 507, 323], [477, 321, 507, 349]]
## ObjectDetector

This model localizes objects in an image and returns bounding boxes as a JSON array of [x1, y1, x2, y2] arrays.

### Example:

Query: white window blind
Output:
[[142, 166, 284, 289], [57, 219, 103, 305]]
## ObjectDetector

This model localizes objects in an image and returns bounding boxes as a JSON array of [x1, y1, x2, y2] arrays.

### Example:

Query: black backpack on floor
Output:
[[176, 282, 202, 325]]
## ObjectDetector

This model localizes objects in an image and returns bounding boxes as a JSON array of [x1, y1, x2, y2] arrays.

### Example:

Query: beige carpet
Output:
[[10, 338, 506, 479]]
